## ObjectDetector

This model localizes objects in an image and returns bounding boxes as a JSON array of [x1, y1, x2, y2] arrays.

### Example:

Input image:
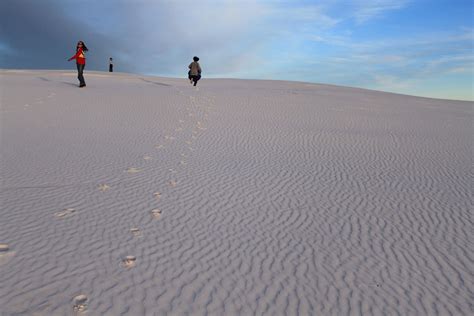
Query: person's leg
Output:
[[77, 64, 86, 86], [193, 75, 200, 86], [76, 63, 81, 84], [81, 64, 86, 86]]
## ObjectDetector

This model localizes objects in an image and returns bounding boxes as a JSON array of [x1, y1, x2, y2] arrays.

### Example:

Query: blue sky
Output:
[[1, 0, 473, 100]]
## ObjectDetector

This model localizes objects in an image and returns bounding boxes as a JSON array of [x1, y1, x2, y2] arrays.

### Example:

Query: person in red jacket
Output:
[[68, 41, 88, 87]]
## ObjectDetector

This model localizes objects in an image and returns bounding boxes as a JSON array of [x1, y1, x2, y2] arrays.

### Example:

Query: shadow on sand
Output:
[[61, 81, 81, 87], [36, 77, 51, 82], [139, 78, 172, 87]]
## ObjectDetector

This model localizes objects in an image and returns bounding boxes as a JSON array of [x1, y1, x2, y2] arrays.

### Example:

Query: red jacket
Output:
[[68, 48, 86, 65]]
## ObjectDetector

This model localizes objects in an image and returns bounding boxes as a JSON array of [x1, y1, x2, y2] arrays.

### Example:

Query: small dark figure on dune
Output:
[[109, 57, 114, 72], [68, 41, 88, 87], [188, 56, 202, 86]]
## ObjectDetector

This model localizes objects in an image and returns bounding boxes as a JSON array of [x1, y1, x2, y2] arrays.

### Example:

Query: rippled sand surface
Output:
[[0, 70, 472, 315]]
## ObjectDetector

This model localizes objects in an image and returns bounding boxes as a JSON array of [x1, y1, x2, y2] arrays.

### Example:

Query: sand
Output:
[[0, 70, 472, 315]]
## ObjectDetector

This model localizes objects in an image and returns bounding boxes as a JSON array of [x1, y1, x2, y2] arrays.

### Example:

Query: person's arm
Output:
[[198, 64, 202, 74], [68, 48, 82, 61], [189, 63, 192, 69]]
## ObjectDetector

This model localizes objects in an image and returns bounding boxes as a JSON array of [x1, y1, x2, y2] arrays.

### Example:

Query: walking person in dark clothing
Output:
[[68, 41, 88, 87], [109, 57, 114, 72], [188, 56, 202, 86]]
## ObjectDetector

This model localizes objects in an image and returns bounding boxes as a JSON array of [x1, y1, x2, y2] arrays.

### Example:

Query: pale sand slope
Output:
[[0, 70, 472, 315]]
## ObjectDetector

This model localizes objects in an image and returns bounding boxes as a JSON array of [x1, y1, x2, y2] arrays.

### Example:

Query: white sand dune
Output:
[[0, 70, 472, 315]]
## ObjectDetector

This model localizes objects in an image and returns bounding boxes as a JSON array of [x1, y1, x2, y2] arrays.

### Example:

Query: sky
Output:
[[1, 0, 473, 100]]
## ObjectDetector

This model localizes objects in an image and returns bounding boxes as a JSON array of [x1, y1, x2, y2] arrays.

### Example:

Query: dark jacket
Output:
[[188, 61, 202, 76]]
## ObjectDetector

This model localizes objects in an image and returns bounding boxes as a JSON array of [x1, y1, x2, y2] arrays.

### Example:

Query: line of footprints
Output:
[[24, 90, 56, 109], [51, 90, 216, 313], [0, 81, 211, 313]]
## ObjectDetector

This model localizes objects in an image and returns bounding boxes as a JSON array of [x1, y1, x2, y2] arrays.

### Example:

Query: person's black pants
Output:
[[76, 63, 86, 86], [191, 74, 201, 86]]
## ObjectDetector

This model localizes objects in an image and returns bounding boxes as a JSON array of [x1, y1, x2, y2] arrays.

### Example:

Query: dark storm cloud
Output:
[[0, 0, 268, 76], [0, 0, 134, 72]]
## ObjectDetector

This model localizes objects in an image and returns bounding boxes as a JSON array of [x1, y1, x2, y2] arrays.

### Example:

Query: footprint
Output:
[[55, 208, 76, 219], [73, 294, 88, 313], [122, 256, 136, 268], [144, 155, 152, 160], [180, 161, 187, 165], [126, 168, 141, 173], [185, 141, 192, 145], [153, 192, 162, 201], [175, 127, 183, 132], [169, 180, 177, 188], [0, 243, 14, 265], [155, 145, 165, 149], [151, 209, 162, 219], [0, 244, 9, 253], [130, 228, 142, 237], [98, 184, 110, 192]]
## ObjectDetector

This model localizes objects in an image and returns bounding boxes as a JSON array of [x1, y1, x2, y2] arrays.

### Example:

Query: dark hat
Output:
[[193, 56, 199, 61]]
